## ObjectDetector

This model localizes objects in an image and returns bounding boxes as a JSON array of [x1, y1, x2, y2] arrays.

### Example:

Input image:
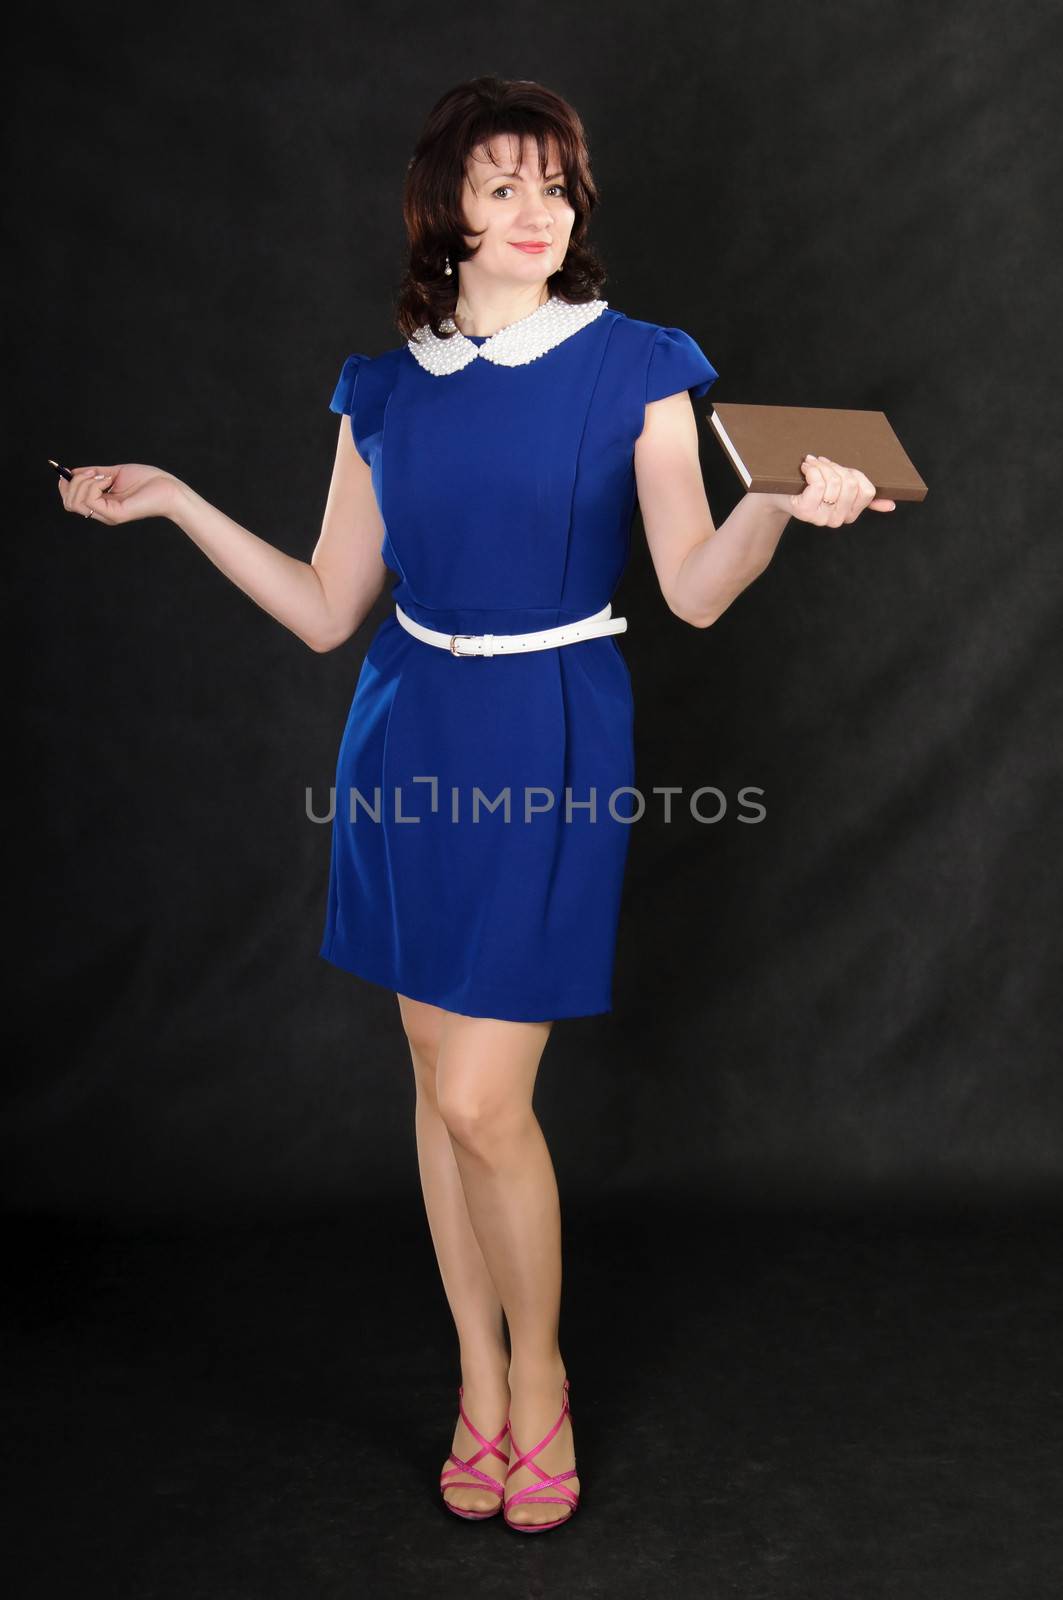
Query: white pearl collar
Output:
[[407, 294, 609, 375]]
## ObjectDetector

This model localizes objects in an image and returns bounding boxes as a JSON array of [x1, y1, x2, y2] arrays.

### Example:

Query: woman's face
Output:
[[459, 133, 575, 290]]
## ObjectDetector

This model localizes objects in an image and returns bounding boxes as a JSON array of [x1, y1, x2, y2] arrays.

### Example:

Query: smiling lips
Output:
[[511, 241, 550, 252]]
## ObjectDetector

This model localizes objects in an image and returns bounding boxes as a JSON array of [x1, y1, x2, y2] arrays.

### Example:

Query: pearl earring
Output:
[[443, 255, 452, 276]]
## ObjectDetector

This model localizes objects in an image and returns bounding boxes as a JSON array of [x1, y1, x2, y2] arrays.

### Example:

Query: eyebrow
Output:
[[482, 170, 566, 184]]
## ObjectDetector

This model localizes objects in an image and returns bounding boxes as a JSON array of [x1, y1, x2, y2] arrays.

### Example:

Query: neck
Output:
[[451, 280, 552, 338]]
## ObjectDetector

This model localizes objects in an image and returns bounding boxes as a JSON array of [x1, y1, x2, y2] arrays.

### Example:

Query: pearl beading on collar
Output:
[[407, 294, 609, 375]]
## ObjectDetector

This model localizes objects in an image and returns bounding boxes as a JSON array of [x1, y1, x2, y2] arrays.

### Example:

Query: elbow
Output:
[[306, 607, 359, 653], [306, 628, 345, 654], [669, 598, 718, 629]]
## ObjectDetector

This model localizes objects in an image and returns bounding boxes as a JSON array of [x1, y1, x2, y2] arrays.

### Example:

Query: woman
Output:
[[58, 75, 895, 1532]]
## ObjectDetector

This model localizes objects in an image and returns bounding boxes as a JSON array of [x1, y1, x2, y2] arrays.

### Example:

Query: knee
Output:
[[436, 1088, 525, 1156]]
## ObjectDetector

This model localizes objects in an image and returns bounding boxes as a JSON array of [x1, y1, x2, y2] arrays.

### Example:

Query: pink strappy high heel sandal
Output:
[[439, 1384, 511, 1520], [503, 1376, 580, 1532]]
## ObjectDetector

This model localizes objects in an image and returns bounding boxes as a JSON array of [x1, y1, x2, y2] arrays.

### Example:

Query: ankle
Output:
[[458, 1342, 511, 1389], [507, 1353, 568, 1392]]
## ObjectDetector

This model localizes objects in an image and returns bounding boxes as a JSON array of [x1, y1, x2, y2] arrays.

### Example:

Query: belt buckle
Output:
[[449, 633, 475, 656]]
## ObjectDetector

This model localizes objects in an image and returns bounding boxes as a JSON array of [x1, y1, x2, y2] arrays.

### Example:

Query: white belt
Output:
[[395, 601, 627, 657]]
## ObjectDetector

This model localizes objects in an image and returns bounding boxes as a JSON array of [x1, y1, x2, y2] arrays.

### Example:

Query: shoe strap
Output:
[[505, 1379, 577, 1506], [441, 1385, 510, 1499], [504, 1467, 579, 1510], [441, 1456, 506, 1497], [506, 1379, 570, 1476], [456, 1384, 510, 1466]]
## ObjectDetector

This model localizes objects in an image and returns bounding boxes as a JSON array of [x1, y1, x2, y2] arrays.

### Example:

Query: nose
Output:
[[516, 195, 553, 229]]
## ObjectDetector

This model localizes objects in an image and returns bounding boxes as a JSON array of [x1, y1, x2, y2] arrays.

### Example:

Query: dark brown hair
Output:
[[394, 76, 607, 340]]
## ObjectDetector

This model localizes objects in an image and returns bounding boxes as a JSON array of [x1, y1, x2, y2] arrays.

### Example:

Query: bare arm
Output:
[[634, 391, 790, 628], [165, 414, 389, 652]]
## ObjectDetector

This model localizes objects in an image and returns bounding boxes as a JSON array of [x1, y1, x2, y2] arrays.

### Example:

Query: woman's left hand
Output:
[[781, 455, 896, 525]]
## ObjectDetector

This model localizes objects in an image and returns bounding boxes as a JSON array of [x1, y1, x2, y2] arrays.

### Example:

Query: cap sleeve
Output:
[[645, 326, 719, 404], [329, 352, 369, 415]]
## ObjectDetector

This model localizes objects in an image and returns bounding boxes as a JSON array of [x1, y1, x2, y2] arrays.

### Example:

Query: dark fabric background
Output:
[[6, 0, 1061, 1222]]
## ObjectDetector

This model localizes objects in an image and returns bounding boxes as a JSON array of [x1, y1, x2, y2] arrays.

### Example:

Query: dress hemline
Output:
[[317, 935, 614, 1023]]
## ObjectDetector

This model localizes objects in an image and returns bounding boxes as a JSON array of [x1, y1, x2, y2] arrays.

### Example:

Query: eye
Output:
[[491, 184, 569, 198]]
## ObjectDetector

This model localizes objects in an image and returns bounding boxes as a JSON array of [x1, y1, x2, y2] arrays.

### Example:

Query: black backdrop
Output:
[[7, 0, 1061, 1223]]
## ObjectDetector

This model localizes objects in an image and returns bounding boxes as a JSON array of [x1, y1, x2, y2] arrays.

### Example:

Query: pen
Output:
[[49, 458, 114, 505]]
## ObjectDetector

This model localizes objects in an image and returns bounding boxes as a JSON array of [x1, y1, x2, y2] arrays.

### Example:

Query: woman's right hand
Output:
[[57, 463, 186, 526]]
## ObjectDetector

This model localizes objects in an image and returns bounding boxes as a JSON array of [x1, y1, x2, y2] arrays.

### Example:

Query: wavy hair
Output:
[[394, 76, 607, 340]]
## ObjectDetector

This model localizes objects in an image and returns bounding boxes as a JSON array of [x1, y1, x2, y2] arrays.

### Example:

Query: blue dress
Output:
[[319, 299, 718, 1021]]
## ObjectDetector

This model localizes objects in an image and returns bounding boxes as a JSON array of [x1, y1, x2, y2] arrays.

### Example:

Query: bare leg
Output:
[[434, 1011, 579, 1528], [397, 994, 511, 1514]]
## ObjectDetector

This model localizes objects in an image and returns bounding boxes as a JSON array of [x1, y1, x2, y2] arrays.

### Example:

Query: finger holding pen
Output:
[[51, 459, 183, 524], [55, 464, 113, 519]]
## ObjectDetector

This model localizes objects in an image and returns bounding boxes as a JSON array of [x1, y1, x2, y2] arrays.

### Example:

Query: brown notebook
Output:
[[706, 402, 927, 502]]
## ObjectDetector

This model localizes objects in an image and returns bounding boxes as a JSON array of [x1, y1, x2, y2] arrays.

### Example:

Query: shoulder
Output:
[[607, 307, 709, 357], [334, 343, 407, 380], [328, 343, 406, 413], [327, 344, 409, 466], [598, 309, 719, 402]]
